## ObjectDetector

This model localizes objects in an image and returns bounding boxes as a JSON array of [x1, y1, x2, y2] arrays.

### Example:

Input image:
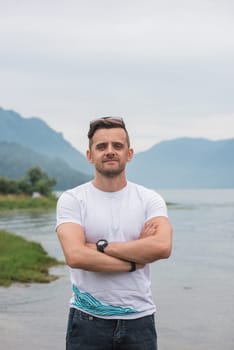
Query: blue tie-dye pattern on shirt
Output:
[[72, 285, 138, 316]]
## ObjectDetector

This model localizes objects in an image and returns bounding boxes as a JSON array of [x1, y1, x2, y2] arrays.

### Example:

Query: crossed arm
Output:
[[56, 216, 173, 273]]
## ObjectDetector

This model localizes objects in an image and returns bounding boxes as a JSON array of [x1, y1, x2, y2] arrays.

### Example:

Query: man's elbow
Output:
[[160, 227, 173, 259], [66, 256, 79, 268], [65, 251, 84, 269], [160, 243, 172, 259], [151, 242, 172, 262]]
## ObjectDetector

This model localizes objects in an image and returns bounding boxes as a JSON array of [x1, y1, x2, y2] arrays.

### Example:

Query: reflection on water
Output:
[[0, 209, 69, 350], [0, 189, 234, 350], [0, 209, 63, 260]]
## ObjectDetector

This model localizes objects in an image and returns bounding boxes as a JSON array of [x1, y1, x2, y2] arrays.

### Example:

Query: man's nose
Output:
[[106, 144, 115, 154]]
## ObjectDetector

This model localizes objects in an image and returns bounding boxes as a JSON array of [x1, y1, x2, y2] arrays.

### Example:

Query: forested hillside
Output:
[[127, 137, 234, 188], [0, 107, 92, 175], [0, 142, 91, 190]]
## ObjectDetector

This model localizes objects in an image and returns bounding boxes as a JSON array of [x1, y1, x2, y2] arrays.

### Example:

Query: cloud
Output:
[[0, 0, 234, 153], [1, 0, 234, 60]]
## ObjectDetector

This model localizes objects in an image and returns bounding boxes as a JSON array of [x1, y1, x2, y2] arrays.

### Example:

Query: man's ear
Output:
[[86, 149, 93, 163], [127, 148, 134, 162]]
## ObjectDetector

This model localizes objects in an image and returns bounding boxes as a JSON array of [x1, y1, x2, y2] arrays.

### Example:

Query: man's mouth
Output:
[[103, 159, 118, 163]]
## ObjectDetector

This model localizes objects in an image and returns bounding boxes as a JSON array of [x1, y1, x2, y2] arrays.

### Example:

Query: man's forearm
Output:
[[66, 245, 143, 273], [104, 236, 171, 264], [84, 217, 172, 266]]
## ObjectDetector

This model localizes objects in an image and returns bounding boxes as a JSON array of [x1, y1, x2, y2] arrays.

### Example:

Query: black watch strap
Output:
[[129, 261, 136, 272]]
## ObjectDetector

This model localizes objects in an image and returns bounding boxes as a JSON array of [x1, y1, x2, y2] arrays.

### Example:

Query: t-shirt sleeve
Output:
[[56, 191, 83, 230], [146, 190, 168, 221]]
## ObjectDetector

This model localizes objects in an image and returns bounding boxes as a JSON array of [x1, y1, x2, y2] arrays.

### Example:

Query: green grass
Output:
[[0, 229, 63, 287], [0, 194, 57, 210]]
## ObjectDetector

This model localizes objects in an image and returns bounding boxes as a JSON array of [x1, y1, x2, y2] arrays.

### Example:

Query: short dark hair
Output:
[[88, 117, 130, 149]]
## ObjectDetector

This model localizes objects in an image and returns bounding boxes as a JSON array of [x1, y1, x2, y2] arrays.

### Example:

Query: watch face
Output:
[[96, 239, 108, 252], [98, 240, 107, 246]]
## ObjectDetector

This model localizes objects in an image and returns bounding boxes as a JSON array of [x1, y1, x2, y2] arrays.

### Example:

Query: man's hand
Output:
[[102, 216, 172, 264], [139, 220, 158, 239]]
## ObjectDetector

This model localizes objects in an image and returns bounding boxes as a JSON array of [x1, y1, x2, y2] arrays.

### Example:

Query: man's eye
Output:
[[96, 144, 106, 150], [114, 144, 123, 149]]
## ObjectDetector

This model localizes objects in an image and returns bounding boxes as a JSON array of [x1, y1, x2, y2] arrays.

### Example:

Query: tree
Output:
[[0, 177, 19, 194], [0, 177, 9, 194], [0, 167, 57, 196], [26, 166, 57, 196]]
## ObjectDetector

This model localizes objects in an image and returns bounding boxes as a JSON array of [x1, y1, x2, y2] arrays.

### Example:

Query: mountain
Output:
[[0, 107, 92, 175], [1, 106, 233, 189], [0, 141, 91, 190], [127, 137, 234, 188]]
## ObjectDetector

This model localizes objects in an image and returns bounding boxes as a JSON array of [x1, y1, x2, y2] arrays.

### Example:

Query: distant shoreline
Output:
[[0, 194, 57, 210]]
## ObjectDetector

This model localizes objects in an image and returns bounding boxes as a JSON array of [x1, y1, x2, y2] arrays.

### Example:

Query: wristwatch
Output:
[[96, 239, 108, 253]]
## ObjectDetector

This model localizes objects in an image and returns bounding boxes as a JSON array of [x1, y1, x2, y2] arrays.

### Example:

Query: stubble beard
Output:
[[96, 163, 126, 178]]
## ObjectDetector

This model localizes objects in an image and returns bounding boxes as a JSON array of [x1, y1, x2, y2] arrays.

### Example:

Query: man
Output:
[[56, 117, 173, 350]]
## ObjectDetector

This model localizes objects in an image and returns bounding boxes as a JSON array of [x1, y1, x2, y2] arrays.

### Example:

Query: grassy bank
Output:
[[0, 194, 57, 210], [0, 229, 63, 287]]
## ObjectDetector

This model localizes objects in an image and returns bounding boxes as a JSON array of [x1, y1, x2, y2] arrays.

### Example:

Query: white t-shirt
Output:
[[56, 181, 168, 319]]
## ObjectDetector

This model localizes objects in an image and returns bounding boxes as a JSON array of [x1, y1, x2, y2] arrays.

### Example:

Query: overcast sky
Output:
[[1, 0, 234, 154]]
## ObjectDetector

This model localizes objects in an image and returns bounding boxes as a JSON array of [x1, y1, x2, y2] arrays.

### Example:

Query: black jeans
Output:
[[66, 308, 158, 350]]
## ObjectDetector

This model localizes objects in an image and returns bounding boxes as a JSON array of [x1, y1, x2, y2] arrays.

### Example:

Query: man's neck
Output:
[[92, 173, 127, 192]]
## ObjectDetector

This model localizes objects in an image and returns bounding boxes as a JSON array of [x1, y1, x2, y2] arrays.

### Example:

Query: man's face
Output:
[[86, 128, 133, 178]]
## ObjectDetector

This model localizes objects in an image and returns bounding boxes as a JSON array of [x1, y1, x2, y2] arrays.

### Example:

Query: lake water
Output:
[[0, 189, 234, 350]]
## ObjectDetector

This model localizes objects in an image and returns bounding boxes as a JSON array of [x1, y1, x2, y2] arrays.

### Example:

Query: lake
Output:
[[0, 189, 234, 350]]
